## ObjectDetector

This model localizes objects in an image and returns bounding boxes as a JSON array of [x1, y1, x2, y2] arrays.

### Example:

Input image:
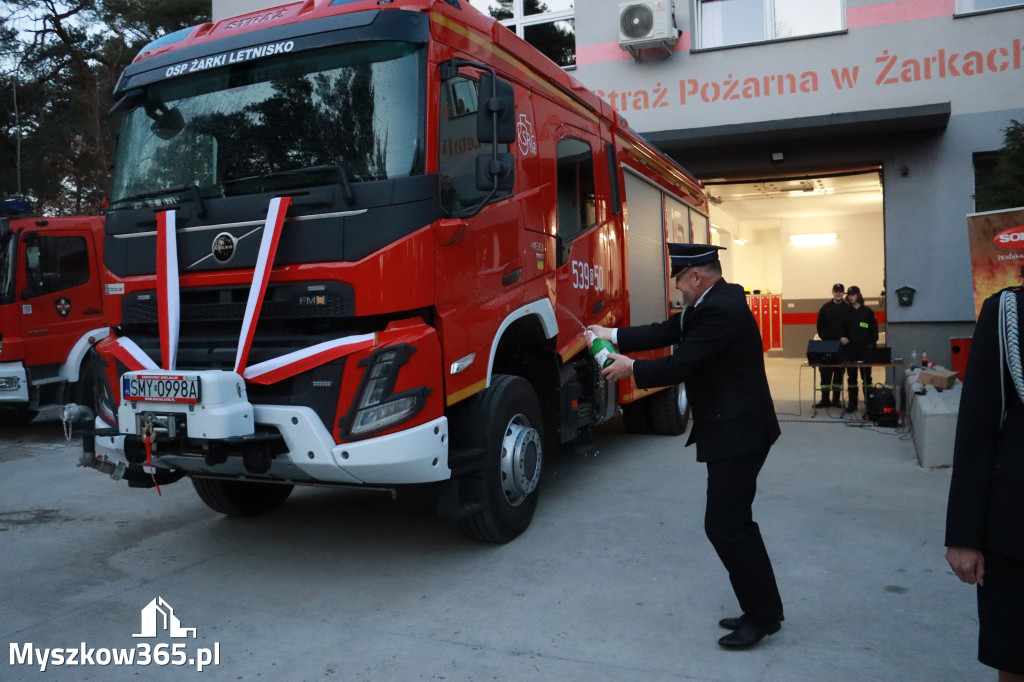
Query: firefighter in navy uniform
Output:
[[841, 285, 879, 413], [815, 283, 850, 408]]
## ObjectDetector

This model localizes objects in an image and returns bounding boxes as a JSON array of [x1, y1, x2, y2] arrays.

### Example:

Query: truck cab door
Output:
[[17, 230, 103, 368], [552, 130, 613, 350]]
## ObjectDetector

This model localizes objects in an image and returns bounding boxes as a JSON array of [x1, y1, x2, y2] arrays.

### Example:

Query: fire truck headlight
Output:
[[350, 395, 418, 436], [0, 376, 19, 391], [345, 344, 431, 438]]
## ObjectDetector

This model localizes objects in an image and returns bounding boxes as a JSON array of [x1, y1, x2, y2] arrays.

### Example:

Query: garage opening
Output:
[[704, 169, 885, 358]]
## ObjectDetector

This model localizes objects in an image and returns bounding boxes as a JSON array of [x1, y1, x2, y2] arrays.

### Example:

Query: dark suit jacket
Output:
[[618, 279, 781, 463], [945, 287, 1024, 561]]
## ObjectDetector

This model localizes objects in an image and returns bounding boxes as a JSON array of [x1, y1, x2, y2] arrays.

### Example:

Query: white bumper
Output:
[[111, 370, 449, 485], [0, 362, 29, 404]]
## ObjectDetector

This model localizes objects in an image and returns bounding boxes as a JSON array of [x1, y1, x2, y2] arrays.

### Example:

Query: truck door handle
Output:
[[84, 308, 102, 315]]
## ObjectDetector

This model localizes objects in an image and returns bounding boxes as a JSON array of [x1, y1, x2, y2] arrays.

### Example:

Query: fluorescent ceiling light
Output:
[[789, 233, 837, 245], [733, 238, 747, 245]]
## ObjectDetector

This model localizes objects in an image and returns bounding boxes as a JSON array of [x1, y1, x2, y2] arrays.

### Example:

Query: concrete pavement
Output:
[[0, 359, 988, 681]]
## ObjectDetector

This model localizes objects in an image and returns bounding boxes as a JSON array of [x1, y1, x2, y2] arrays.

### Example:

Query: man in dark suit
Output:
[[588, 243, 784, 649], [945, 284, 1024, 680]]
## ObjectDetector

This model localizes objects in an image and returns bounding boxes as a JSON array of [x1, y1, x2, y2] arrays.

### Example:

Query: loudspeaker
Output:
[[807, 340, 841, 364], [866, 385, 899, 426]]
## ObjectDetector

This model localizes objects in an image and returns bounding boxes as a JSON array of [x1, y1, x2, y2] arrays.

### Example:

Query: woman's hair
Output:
[[847, 291, 864, 306]]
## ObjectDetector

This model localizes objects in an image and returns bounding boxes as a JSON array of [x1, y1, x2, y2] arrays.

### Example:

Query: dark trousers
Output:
[[705, 447, 784, 624], [845, 366, 872, 390], [820, 366, 844, 393]]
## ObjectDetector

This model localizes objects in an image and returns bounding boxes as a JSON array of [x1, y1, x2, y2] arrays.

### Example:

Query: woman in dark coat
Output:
[[945, 285, 1024, 680]]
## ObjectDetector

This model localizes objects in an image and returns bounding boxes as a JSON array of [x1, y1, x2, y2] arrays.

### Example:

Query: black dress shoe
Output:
[[719, 613, 784, 630], [719, 615, 746, 630], [717, 620, 781, 649]]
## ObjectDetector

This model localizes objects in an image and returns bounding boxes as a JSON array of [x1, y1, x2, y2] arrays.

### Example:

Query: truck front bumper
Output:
[[106, 374, 450, 486], [148, 406, 450, 485]]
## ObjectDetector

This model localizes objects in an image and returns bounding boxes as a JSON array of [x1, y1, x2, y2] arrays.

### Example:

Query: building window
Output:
[[956, 0, 1024, 13], [696, 0, 844, 50], [556, 137, 596, 240], [466, 1, 576, 68]]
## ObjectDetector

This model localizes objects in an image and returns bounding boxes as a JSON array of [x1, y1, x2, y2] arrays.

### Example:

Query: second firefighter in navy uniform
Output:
[[841, 285, 879, 413]]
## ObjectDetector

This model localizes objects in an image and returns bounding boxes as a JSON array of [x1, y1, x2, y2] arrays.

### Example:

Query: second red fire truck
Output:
[[72, 0, 709, 542], [1, 202, 108, 426]]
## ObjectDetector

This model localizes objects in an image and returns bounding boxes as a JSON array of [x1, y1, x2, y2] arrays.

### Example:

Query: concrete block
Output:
[[904, 373, 961, 468]]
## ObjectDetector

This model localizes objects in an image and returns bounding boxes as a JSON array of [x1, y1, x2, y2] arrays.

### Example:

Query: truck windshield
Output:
[[109, 41, 424, 210], [0, 229, 17, 305]]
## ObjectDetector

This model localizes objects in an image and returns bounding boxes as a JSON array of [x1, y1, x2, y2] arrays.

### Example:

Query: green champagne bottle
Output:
[[590, 337, 617, 369]]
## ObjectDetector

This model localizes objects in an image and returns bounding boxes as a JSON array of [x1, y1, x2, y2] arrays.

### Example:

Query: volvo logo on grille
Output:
[[212, 232, 236, 262]]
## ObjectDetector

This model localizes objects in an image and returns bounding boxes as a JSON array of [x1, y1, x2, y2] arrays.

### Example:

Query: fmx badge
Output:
[[134, 597, 196, 638]]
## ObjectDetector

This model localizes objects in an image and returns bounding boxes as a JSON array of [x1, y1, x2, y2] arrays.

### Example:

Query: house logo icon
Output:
[[133, 597, 197, 639]]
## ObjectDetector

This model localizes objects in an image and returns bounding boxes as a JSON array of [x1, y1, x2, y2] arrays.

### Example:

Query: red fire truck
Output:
[[73, 0, 708, 542], [0, 203, 108, 426]]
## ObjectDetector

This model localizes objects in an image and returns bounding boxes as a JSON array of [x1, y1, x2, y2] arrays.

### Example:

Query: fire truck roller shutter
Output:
[[622, 170, 669, 325]]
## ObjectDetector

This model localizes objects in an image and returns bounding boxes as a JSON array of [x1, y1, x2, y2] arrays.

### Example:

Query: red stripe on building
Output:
[[576, 31, 691, 66], [847, 0, 954, 28]]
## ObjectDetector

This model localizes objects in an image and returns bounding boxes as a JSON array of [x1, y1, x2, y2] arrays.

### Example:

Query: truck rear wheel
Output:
[[191, 477, 294, 516], [458, 375, 543, 543], [649, 383, 690, 436]]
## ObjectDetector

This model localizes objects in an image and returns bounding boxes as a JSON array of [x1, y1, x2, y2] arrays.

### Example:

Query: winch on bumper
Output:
[[115, 369, 449, 484]]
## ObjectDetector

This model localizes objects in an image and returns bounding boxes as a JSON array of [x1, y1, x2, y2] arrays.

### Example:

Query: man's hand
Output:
[[587, 325, 613, 343], [946, 546, 985, 586], [840, 337, 849, 345], [600, 353, 633, 382]]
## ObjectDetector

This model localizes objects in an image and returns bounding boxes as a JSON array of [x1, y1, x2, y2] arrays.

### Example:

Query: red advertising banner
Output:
[[967, 207, 1024, 318]]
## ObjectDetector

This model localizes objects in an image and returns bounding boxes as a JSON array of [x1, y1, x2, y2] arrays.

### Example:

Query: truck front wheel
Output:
[[191, 477, 294, 516], [458, 375, 543, 543]]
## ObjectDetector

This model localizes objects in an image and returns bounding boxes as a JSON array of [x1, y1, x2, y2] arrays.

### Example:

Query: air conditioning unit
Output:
[[618, 1, 679, 51]]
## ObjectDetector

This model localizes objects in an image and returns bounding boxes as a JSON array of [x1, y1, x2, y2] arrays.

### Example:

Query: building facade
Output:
[[568, 0, 1024, 363], [211, 0, 1024, 365]]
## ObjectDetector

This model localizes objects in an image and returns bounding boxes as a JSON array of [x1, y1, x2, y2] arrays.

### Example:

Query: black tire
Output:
[[621, 400, 651, 433], [0, 406, 38, 427], [191, 477, 294, 517], [649, 383, 690, 436], [457, 375, 544, 543]]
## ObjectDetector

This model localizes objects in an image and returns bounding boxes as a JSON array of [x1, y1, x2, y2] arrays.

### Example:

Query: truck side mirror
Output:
[[145, 102, 185, 140], [475, 153, 515, 192], [477, 72, 515, 144]]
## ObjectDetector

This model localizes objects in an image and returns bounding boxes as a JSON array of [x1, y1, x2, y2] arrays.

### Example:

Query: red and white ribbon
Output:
[[234, 196, 291, 375], [156, 210, 180, 371], [243, 333, 376, 385], [111, 337, 160, 371]]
